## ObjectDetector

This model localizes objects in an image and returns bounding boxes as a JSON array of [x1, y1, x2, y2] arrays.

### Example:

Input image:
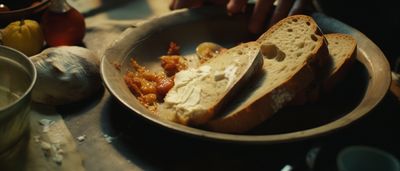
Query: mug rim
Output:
[[0, 45, 37, 112], [337, 145, 400, 171]]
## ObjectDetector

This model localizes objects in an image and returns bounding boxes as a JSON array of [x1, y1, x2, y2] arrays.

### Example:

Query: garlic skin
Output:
[[31, 46, 101, 105]]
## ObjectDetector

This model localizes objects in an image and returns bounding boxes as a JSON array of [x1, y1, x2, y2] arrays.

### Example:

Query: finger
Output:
[[268, 0, 294, 27], [170, 0, 177, 10], [227, 0, 248, 13], [289, 0, 315, 15], [249, 0, 275, 34], [173, 0, 203, 9]]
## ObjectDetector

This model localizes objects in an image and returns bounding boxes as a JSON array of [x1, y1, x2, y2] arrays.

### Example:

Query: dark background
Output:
[[318, 0, 400, 69]]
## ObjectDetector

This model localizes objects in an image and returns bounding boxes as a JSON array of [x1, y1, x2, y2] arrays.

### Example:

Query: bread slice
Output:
[[205, 15, 329, 133], [157, 41, 264, 125], [322, 33, 357, 92], [290, 33, 357, 105]]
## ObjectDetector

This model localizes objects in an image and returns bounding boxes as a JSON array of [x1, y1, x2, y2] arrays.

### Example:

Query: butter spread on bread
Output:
[[158, 41, 264, 125]]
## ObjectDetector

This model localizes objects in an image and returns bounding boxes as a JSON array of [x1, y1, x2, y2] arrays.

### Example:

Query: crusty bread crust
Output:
[[205, 42, 264, 125], [322, 34, 357, 93], [205, 15, 329, 133], [289, 33, 357, 105]]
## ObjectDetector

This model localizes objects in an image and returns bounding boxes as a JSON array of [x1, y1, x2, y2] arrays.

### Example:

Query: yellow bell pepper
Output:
[[1, 19, 44, 56]]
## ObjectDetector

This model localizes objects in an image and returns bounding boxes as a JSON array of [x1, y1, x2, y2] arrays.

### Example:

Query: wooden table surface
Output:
[[59, 1, 400, 170]]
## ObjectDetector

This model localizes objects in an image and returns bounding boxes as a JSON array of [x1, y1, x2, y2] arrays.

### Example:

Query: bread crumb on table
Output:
[[38, 119, 55, 133], [103, 134, 116, 143], [76, 135, 86, 142]]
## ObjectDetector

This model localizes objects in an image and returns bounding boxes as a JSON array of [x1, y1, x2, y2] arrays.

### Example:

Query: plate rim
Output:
[[101, 8, 391, 144]]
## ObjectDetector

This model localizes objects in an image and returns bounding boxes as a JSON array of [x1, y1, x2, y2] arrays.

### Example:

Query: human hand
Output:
[[169, 0, 314, 34]]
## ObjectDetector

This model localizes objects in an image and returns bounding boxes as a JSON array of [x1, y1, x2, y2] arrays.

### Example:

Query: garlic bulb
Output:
[[31, 46, 101, 105]]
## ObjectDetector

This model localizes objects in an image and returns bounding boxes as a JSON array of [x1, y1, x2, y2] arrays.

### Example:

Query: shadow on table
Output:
[[102, 97, 314, 171], [101, 89, 400, 171], [57, 86, 106, 117], [56, 66, 400, 170]]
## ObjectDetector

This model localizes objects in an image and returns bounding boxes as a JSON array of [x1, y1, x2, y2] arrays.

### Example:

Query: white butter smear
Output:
[[164, 59, 240, 117], [224, 64, 238, 89], [164, 65, 211, 115]]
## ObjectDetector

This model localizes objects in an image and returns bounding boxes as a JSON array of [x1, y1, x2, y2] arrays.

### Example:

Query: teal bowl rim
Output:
[[337, 145, 400, 171]]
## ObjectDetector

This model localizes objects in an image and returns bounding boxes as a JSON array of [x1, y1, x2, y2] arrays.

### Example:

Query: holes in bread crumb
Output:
[[237, 51, 243, 55], [291, 66, 298, 71], [276, 53, 286, 62], [306, 22, 310, 26], [287, 28, 293, 32], [293, 18, 298, 22], [311, 34, 318, 42], [260, 43, 286, 62], [297, 42, 305, 49], [296, 52, 302, 57], [261, 43, 278, 59]]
